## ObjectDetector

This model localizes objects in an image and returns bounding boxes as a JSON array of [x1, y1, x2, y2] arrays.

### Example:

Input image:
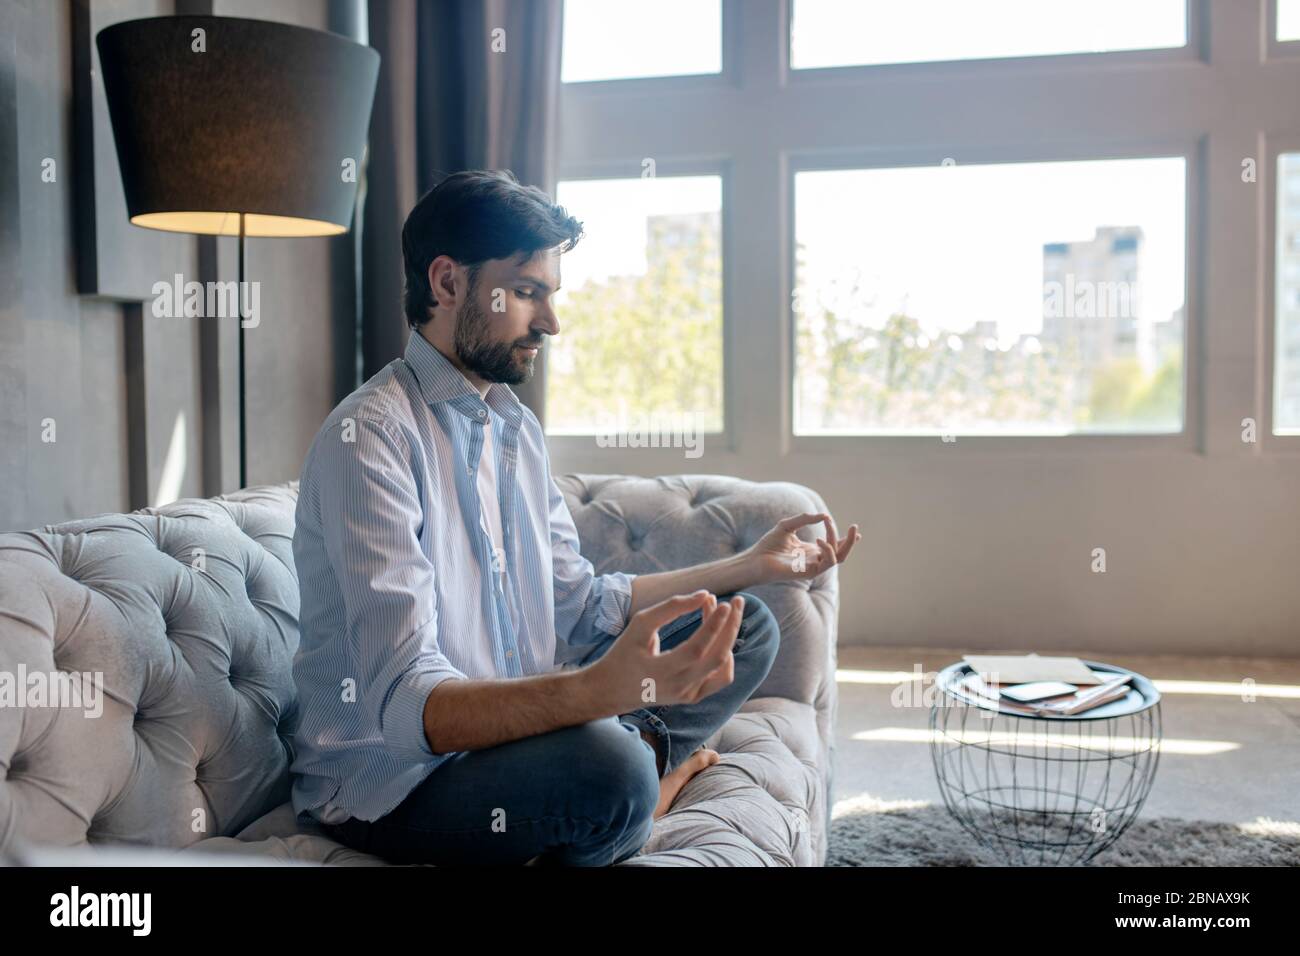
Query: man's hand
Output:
[[581, 590, 742, 715], [745, 511, 860, 585]]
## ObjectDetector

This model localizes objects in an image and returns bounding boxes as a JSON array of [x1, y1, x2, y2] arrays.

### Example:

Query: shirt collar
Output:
[[402, 328, 524, 427]]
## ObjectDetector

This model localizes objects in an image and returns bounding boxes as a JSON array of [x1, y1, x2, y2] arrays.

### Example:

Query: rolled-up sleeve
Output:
[[315, 416, 468, 762], [547, 468, 637, 663]]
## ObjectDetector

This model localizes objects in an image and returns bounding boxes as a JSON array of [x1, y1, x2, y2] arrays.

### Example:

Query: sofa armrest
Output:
[[555, 473, 839, 731]]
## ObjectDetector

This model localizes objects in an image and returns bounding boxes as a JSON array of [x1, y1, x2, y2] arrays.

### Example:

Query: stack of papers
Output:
[[963, 654, 1109, 685], [958, 655, 1133, 716]]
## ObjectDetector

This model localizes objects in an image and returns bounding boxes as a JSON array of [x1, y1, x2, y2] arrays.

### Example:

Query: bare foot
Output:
[[653, 747, 720, 819]]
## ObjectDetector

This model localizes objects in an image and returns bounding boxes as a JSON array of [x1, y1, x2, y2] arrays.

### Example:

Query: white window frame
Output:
[[550, 0, 1300, 475], [1263, 132, 1300, 451]]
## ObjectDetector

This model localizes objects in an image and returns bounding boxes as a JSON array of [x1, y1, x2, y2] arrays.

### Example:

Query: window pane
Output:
[[546, 176, 723, 435], [1281, 0, 1300, 41], [794, 158, 1187, 435], [1276, 154, 1300, 433], [562, 0, 721, 82], [791, 0, 1186, 69]]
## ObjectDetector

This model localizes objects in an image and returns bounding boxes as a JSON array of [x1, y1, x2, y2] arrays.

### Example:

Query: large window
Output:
[[556, 3, 1298, 455], [551, 0, 1300, 658], [546, 176, 724, 435], [790, 0, 1187, 70], [794, 157, 1187, 435]]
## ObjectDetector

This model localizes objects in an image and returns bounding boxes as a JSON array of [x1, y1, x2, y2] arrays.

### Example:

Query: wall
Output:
[[0, 0, 363, 531]]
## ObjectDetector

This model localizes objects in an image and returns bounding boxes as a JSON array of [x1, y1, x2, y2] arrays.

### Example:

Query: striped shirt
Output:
[[288, 329, 637, 824]]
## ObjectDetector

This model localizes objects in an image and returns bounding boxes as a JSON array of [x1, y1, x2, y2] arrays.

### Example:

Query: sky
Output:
[[561, 0, 721, 83], [554, 159, 1185, 343], [789, 0, 1186, 68], [794, 157, 1187, 340], [554, 176, 721, 299], [1282, 0, 1300, 41]]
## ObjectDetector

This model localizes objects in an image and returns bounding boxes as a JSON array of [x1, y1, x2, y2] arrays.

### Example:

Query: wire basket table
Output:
[[929, 660, 1162, 866]]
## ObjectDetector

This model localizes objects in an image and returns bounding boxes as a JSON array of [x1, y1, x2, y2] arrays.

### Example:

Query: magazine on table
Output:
[[958, 671, 1133, 716]]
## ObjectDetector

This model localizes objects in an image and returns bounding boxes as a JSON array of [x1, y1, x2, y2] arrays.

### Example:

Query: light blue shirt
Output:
[[288, 330, 637, 824]]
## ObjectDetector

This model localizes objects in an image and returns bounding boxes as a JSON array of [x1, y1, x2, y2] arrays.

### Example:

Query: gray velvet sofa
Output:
[[0, 475, 839, 866]]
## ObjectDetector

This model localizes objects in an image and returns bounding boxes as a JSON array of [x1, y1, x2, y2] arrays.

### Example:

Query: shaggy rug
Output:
[[827, 794, 1300, 866]]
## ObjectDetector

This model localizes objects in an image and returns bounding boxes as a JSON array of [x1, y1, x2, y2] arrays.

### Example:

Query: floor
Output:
[[832, 645, 1300, 825]]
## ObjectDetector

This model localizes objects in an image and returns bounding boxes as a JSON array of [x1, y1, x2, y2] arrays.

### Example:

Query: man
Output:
[[288, 169, 860, 866]]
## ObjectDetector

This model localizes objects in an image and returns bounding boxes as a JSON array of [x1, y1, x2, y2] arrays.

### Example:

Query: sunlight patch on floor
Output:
[[851, 726, 1235, 755], [831, 792, 932, 819], [1237, 817, 1300, 837]]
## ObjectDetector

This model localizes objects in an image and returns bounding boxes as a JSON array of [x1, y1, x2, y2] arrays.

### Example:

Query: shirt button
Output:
[[505, 649, 514, 659], [476, 409, 486, 419]]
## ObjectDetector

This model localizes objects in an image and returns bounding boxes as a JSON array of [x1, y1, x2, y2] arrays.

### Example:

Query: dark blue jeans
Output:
[[319, 591, 780, 866]]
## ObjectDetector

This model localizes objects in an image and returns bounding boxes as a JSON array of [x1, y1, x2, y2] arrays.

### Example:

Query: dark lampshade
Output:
[[96, 15, 380, 237]]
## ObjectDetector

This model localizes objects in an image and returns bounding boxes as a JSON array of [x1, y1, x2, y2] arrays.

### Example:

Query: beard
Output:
[[452, 290, 541, 385]]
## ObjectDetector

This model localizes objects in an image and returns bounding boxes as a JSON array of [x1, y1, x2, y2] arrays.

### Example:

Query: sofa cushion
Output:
[[185, 695, 822, 866]]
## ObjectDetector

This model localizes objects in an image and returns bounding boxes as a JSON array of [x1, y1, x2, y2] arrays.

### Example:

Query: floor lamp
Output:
[[96, 14, 379, 489]]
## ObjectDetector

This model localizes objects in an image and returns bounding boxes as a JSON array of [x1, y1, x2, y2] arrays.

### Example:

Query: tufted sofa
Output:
[[0, 475, 839, 866]]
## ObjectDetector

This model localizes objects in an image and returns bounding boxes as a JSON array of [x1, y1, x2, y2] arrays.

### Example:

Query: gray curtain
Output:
[[362, 0, 563, 422]]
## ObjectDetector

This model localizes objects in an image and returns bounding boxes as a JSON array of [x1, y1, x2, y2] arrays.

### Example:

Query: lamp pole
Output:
[[95, 14, 379, 492], [238, 212, 248, 489]]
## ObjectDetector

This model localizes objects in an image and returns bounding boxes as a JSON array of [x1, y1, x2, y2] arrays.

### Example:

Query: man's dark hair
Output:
[[401, 169, 584, 330]]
